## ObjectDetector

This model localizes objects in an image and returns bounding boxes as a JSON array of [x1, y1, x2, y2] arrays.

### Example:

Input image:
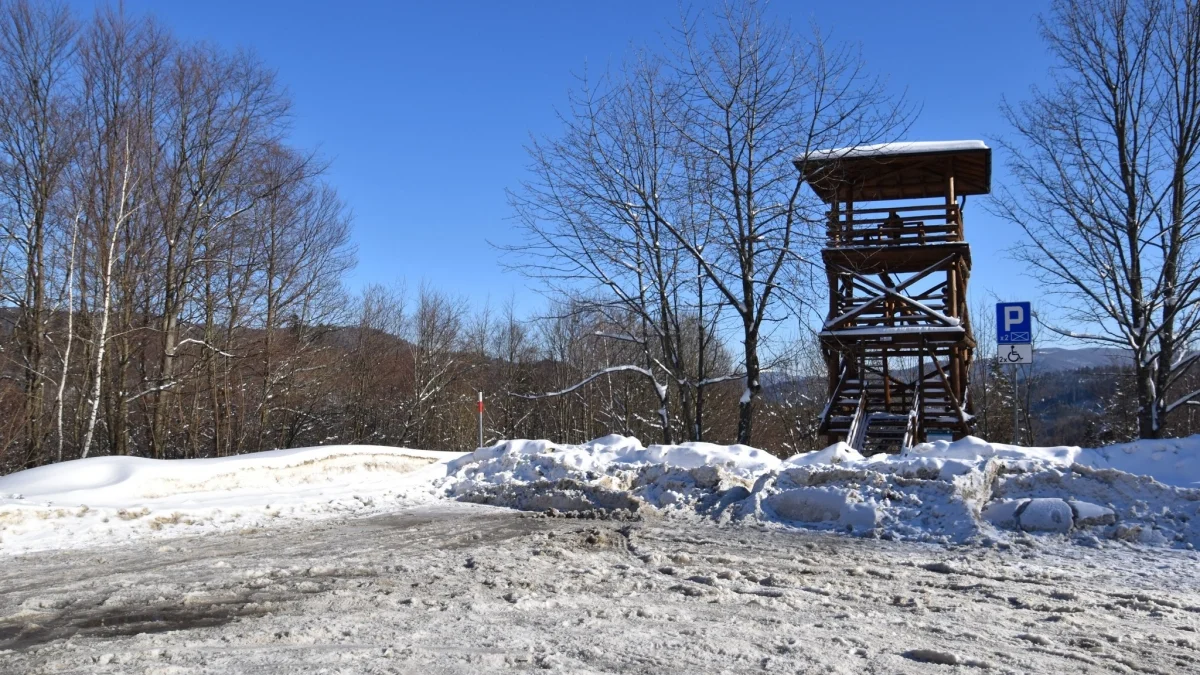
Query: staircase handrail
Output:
[[846, 390, 869, 451], [818, 365, 849, 426], [902, 386, 922, 450]]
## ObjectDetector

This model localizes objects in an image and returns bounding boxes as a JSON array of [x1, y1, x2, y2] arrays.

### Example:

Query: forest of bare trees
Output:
[[0, 0, 830, 475], [0, 1, 355, 470], [3, 0, 1199, 476]]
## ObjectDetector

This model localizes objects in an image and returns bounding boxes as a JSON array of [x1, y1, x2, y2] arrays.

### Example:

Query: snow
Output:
[[914, 434, 1200, 488], [820, 325, 965, 337], [438, 433, 1200, 548], [4, 433, 1200, 556], [4, 502, 1198, 674], [1010, 497, 1074, 533], [1077, 435, 1200, 487], [1, 445, 456, 503], [447, 435, 779, 478], [802, 139, 989, 162], [782, 441, 863, 467], [0, 445, 464, 554]]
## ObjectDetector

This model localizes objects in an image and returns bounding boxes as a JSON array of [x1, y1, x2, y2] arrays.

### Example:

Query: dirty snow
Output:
[[2, 503, 1199, 674], [4, 435, 1200, 554]]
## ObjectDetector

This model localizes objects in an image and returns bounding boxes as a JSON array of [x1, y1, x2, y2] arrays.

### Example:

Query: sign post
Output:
[[996, 302, 1032, 444], [477, 391, 484, 449]]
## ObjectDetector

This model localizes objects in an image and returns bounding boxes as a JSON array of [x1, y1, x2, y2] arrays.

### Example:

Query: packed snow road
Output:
[[2, 502, 1199, 674]]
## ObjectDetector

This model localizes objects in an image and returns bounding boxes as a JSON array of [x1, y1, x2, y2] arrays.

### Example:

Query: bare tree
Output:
[[140, 43, 287, 458], [966, 300, 1017, 443], [79, 138, 137, 459], [670, 2, 907, 444], [399, 284, 467, 447], [51, 212, 79, 461], [509, 56, 702, 444], [511, 0, 904, 444], [73, 7, 164, 459], [997, 0, 1200, 438], [0, 0, 78, 465], [251, 146, 354, 449]]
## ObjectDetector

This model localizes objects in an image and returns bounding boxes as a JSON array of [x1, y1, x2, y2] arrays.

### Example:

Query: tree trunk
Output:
[[738, 330, 760, 445]]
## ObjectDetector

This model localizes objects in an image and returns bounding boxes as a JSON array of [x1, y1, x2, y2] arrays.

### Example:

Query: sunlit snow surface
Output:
[[0, 446, 464, 554], [3, 434, 1200, 553]]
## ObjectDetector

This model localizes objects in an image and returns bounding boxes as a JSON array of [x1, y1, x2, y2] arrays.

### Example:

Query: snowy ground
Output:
[[2, 435, 1200, 673], [2, 502, 1199, 674]]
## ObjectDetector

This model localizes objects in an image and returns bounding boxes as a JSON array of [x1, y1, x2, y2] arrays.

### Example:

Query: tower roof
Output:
[[796, 140, 991, 203]]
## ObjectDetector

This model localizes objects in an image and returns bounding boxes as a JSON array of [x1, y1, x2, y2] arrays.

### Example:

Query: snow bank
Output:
[[446, 434, 778, 482], [1, 445, 457, 504], [5, 433, 1200, 554], [0, 445, 464, 554], [439, 435, 771, 519], [911, 434, 1200, 488], [441, 434, 1200, 548], [1077, 436, 1200, 488]]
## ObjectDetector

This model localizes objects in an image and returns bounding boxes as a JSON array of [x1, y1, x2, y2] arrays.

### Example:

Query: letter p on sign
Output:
[[1005, 306, 1023, 332]]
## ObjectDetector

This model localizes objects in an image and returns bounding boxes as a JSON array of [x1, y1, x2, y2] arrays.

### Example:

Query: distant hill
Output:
[[762, 347, 1131, 399], [1031, 347, 1130, 372]]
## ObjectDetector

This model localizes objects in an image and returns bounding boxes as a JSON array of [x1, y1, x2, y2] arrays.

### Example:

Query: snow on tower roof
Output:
[[800, 140, 989, 162]]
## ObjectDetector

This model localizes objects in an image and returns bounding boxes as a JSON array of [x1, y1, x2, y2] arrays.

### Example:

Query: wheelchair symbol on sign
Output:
[[1006, 345, 1024, 363]]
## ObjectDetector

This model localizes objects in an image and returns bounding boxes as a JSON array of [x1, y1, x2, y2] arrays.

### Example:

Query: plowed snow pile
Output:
[[3, 435, 1199, 553], [0, 446, 464, 553], [439, 434, 1200, 548]]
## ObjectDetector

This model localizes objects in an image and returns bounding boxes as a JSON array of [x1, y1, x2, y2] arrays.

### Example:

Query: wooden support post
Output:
[[827, 268, 839, 324], [947, 158, 959, 241], [917, 336, 926, 443], [846, 195, 855, 243], [883, 347, 891, 409], [947, 261, 958, 321], [825, 260, 840, 401], [948, 265, 960, 399], [830, 191, 841, 243], [825, 349, 841, 400], [950, 346, 960, 406]]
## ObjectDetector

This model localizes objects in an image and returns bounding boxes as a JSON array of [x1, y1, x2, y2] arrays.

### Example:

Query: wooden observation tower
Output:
[[796, 141, 991, 453]]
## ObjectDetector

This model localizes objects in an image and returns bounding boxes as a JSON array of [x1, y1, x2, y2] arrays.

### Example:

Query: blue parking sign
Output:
[[996, 302, 1031, 344]]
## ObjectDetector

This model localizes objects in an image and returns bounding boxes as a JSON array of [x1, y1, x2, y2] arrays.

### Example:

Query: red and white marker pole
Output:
[[477, 391, 484, 449]]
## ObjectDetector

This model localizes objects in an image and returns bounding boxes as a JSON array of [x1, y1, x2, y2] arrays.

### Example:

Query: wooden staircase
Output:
[[819, 360, 970, 453]]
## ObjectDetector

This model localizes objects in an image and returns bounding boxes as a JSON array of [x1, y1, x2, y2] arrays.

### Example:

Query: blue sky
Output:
[[67, 0, 1053, 320]]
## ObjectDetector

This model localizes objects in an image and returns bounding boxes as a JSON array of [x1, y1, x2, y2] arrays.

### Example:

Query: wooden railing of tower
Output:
[[826, 204, 963, 246]]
